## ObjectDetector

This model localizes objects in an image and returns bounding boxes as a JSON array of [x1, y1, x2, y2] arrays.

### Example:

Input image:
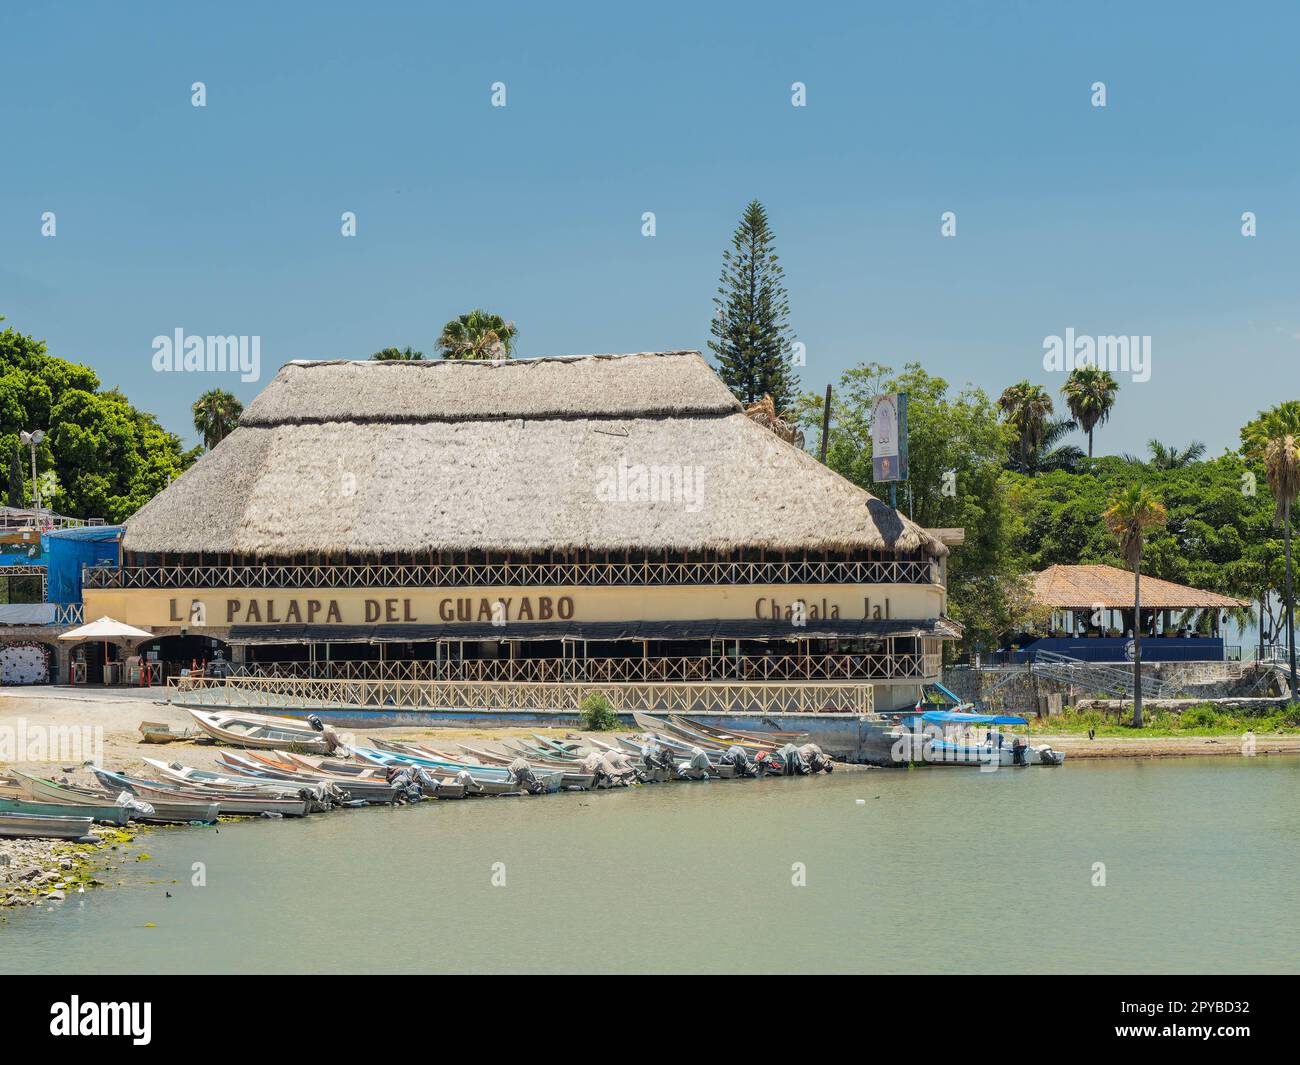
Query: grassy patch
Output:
[[1030, 702, 1300, 737]]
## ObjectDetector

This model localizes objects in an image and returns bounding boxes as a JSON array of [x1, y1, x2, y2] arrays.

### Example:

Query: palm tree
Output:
[[1242, 403, 1300, 699], [436, 310, 517, 360], [1146, 439, 1207, 469], [1104, 484, 1168, 727], [998, 382, 1055, 469], [1016, 417, 1086, 474], [1263, 434, 1300, 701], [371, 346, 424, 361], [1060, 367, 1119, 458], [192, 389, 244, 450]]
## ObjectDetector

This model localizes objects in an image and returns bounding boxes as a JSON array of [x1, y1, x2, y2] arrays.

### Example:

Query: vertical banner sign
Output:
[[871, 392, 909, 483]]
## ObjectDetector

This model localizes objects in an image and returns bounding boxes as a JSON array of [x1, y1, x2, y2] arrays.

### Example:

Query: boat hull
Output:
[[0, 811, 96, 842]]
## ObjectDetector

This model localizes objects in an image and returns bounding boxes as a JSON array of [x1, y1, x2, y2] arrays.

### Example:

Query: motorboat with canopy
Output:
[[894, 707, 1065, 767]]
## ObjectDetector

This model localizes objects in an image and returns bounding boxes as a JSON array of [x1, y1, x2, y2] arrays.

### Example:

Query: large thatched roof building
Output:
[[123, 351, 945, 558], [85, 351, 956, 714]]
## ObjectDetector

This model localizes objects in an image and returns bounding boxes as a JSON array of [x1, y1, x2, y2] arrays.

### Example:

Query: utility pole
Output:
[[818, 384, 832, 464]]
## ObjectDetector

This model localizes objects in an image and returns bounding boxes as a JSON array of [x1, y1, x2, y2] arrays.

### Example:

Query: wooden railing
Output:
[[222, 651, 942, 685], [85, 557, 939, 590], [172, 676, 876, 715]]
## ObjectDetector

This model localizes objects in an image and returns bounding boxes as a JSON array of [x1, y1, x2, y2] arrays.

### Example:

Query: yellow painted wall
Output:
[[84, 582, 945, 629]]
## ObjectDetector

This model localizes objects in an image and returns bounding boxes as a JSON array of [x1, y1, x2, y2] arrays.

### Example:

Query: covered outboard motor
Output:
[[602, 748, 637, 781], [454, 769, 477, 793], [798, 743, 833, 774], [677, 747, 712, 780], [722, 744, 757, 777], [581, 750, 612, 788], [115, 791, 156, 817], [386, 767, 424, 803], [508, 756, 547, 794], [777, 742, 809, 776]]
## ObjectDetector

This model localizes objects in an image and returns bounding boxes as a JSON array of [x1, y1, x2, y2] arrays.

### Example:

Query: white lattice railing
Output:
[[172, 676, 875, 715], [218, 651, 941, 685]]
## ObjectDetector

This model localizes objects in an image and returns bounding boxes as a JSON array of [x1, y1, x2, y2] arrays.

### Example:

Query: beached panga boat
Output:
[[13, 770, 219, 824], [0, 810, 97, 842], [141, 757, 336, 805], [92, 767, 311, 818], [186, 708, 334, 753], [0, 795, 132, 826], [215, 750, 400, 805], [351, 747, 533, 796], [281, 753, 468, 799]]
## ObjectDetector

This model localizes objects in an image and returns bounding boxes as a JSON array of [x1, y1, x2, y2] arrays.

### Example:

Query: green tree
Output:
[[709, 200, 799, 413], [371, 346, 424, 361], [0, 317, 196, 522], [796, 362, 1029, 657], [1060, 366, 1119, 458], [192, 389, 244, 450], [1242, 402, 1300, 698], [7, 444, 21, 509], [1129, 439, 1207, 469], [436, 310, 517, 360], [998, 382, 1081, 472], [1104, 484, 1168, 727]]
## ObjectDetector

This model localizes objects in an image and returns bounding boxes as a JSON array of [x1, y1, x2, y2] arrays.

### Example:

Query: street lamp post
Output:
[[19, 429, 45, 518]]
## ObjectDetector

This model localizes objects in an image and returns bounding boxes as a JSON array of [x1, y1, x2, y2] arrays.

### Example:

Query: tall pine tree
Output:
[[709, 200, 799, 412]]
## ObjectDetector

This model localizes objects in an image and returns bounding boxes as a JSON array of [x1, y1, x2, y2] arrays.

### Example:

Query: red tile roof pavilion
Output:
[[1032, 564, 1247, 610]]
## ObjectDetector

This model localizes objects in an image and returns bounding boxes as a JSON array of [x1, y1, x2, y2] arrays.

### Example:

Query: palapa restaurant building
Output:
[[83, 351, 958, 714]]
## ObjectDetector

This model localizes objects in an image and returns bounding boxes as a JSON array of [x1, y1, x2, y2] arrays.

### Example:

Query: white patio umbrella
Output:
[[59, 616, 155, 670]]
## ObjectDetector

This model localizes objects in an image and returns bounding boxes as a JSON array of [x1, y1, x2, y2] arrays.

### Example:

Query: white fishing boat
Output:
[[186, 708, 335, 753], [0, 810, 97, 842], [894, 710, 1065, 767]]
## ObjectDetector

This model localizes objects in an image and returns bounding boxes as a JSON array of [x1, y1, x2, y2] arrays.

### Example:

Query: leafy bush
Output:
[[578, 694, 620, 731]]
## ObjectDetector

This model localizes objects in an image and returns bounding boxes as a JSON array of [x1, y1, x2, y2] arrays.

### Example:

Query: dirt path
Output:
[[1034, 732, 1300, 759]]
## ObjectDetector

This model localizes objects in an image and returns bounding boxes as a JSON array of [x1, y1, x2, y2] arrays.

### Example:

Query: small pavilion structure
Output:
[[1004, 564, 1248, 663]]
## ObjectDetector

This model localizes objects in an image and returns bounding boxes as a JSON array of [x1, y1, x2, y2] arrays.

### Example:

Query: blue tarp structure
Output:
[[46, 526, 123, 605], [902, 710, 1030, 726]]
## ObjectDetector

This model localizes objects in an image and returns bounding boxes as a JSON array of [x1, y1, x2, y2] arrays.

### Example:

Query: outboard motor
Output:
[[678, 747, 712, 780], [508, 757, 547, 795], [581, 751, 612, 788], [723, 744, 757, 778], [602, 749, 637, 784], [642, 741, 673, 771], [307, 715, 325, 732], [777, 743, 809, 776], [798, 743, 833, 774]]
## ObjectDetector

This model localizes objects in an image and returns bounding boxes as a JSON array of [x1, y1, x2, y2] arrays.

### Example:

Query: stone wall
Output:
[[941, 660, 1287, 714]]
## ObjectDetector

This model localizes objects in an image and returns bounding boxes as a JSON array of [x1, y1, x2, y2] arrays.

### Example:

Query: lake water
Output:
[[3, 757, 1298, 974]]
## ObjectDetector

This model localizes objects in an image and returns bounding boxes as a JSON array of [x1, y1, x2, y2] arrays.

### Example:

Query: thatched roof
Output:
[[1033, 565, 1247, 610], [124, 352, 945, 558]]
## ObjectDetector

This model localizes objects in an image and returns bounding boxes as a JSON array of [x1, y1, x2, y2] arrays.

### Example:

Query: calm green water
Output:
[[3, 757, 1297, 974]]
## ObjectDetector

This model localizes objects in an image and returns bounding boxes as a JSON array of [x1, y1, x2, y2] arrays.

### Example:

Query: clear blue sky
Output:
[[2, 0, 1296, 452]]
